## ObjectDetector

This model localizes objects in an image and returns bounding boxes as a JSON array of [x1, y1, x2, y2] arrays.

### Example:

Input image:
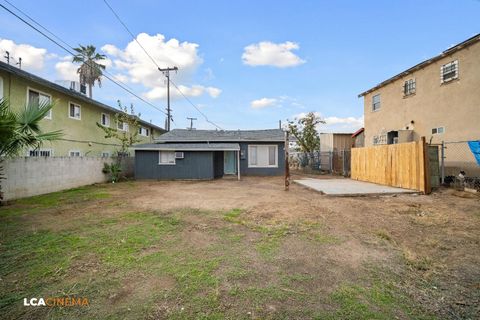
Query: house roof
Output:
[[358, 33, 480, 97], [352, 127, 364, 138], [134, 142, 240, 151], [0, 61, 165, 132], [155, 129, 285, 142]]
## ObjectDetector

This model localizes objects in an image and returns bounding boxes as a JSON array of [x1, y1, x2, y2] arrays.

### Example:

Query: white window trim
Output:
[[432, 126, 445, 135], [68, 101, 81, 120], [403, 78, 416, 96], [100, 113, 110, 127], [26, 87, 52, 119], [69, 150, 82, 157], [441, 60, 458, 83], [248, 145, 278, 168], [158, 151, 176, 165], [139, 126, 149, 137], [27, 148, 53, 157], [371, 94, 381, 112], [117, 121, 129, 132], [0, 76, 4, 99]]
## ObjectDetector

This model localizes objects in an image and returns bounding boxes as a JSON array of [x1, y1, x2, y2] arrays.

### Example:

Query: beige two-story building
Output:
[[358, 33, 480, 146]]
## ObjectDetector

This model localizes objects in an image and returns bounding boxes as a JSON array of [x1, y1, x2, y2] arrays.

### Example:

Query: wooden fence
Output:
[[351, 139, 431, 193]]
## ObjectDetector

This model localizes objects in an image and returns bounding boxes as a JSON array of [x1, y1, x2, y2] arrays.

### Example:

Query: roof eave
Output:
[[357, 33, 480, 97]]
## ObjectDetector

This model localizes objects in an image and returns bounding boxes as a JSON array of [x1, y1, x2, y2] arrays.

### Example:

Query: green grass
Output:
[[316, 281, 436, 320], [0, 186, 438, 319]]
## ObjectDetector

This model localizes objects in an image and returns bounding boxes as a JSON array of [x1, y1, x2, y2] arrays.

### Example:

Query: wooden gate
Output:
[[351, 138, 431, 193]]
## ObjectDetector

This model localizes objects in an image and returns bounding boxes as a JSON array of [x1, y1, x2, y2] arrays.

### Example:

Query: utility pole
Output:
[[187, 117, 197, 130], [4, 51, 9, 64], [158, 66, 178, 131]]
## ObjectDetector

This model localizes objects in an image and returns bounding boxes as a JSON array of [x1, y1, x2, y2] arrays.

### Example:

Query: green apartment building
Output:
[[0, 61, 165, 157]]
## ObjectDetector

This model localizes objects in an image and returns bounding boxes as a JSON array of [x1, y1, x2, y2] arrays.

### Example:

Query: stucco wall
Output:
[[1, 157, 134, 201], [0, 70, 161, 156], [362, 40, 480, 146]]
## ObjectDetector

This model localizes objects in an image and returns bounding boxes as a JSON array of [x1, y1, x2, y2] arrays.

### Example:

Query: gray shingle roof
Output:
[[0, 61, 165, 132], [134, 143, 240, 151], [155, 129, 285, 142]]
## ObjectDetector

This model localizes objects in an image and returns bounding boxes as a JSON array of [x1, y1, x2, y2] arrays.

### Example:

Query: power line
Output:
[[169, 79, 223, 130], [100, 0, 224, 130], [102, 0, 160, 70], [0, 1, 168, 118]]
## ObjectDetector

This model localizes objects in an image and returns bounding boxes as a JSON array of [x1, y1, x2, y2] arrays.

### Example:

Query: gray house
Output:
[[134, 129, 285, 180]]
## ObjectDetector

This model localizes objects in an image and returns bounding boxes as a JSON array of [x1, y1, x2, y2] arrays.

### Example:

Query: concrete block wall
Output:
[[1, 157, 134, 201]]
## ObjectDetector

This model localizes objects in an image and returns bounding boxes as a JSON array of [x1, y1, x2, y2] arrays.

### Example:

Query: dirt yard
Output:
[[1, 176, 479, 319]]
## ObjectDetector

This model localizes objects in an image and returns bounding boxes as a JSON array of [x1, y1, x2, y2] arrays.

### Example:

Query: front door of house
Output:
[[224, 151, 236, 174]]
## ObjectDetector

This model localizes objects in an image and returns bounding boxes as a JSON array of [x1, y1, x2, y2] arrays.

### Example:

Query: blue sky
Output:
[[1, 0, 479, 132]]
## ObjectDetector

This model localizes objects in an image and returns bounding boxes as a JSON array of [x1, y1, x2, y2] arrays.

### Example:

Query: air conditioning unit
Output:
[[175, 152, 184, 159], [80, 84, 87, 95]]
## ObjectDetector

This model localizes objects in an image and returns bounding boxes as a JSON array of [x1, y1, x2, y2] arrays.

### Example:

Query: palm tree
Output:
[[72, 45, 106, 98], [0, 99, 62, 200]]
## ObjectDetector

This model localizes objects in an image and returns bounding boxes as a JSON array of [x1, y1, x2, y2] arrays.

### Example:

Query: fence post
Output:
[[441, 141, 445, 184], [329, 151, 333, 173], [341, 149, 345, 176], [284, 130, 290, 191]]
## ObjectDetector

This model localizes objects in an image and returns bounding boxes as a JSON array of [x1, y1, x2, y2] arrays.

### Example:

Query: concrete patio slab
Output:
[[294, 178, 418, 196]]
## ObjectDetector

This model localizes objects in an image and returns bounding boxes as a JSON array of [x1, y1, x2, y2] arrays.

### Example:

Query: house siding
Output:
[[134, 142, 285, 180], [239, 142, 285, 176], [135, 150, 215, 180]]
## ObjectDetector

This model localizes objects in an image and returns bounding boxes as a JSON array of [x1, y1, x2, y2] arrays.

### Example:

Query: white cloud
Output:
[[145, 84, 221, 100], [242, 41, 305, 67], [251, 97, 278, 109], [101, 33, 219, 100], [324, 116, 364, 128], [0, 39, 47, 70], [55, 56, 77, 80], [54, 55, 113, 81], [291, 112, 364, 133]]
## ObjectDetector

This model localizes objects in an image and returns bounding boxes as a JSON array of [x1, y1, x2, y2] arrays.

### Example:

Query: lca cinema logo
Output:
[[23, 297, 89, 307]]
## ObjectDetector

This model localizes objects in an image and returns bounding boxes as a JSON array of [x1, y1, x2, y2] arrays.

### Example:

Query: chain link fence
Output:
[[290, 150, 351, 176], [439, 141, 480, 191]]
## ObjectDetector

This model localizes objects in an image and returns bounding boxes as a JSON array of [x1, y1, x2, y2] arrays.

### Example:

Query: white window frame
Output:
[[158, 151, 176, 165], [248, 145, 278, 168], [432, 126, 445, 135], [403, 78, 416, 96], [0, 76, 3, 99], [117, 121, 129, 132], [101, 113, 110, 127], [27, 87, 52, 119], [441, 60, 458, 83], [372, 94, 381, 112], [139, 126, 149, 137], [27, 148, 53, 157], [69, 150, 81, 157], [68, 101, 81, 120]]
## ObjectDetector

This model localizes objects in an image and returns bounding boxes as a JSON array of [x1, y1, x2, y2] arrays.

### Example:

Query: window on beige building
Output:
[[403, 79, 416, 96], [372, 94, 381, 111], [441, 60, 458, 83], [432, 127, 445, 135]]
